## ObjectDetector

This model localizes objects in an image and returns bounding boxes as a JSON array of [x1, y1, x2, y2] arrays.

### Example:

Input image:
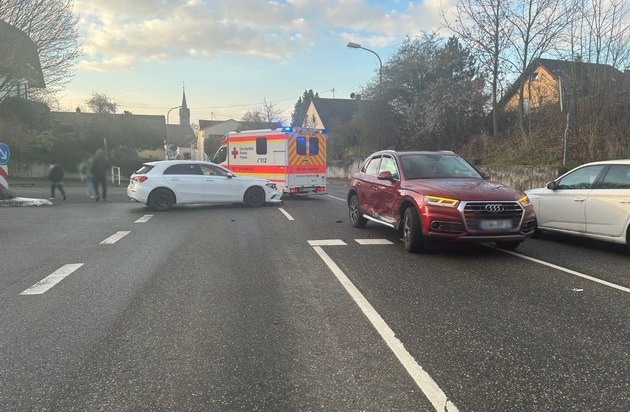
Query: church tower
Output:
[[179, 86, 190, 126]]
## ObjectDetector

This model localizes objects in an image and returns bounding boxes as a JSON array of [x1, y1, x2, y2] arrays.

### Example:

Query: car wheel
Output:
[[148, 188, 174, 211], [244, 186, 265, 207], [349, 195, 367, 228], [495, 240, 521, 251], [402, 207, 426, 253]]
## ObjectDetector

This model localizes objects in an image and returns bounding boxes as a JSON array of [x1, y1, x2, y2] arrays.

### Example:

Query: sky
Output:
[[55, 0, 454, 126]]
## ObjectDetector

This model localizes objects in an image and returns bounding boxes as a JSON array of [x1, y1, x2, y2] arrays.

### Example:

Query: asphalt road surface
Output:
[[1, 181, 628, 411]]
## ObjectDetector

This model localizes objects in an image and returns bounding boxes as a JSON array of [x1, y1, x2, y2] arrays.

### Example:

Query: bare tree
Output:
[[441, 0, 514, 138], [503, 0, 577, 133], [0, 0, 82, 102], [241, 98, 287, 124], [567, 0, 630, 68], [86, 93, 117, 114]]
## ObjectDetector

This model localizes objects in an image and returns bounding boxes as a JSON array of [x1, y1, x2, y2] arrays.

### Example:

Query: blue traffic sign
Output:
[[0, 143, 9, 165]]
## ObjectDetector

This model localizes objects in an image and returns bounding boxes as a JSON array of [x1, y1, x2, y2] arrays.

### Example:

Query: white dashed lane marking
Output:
[[100, 231, 131, 245], [355, 239, 394, 245], [278, 208, 295, 221], [21, 264, 84, 295], [135, 215, 154, 223]]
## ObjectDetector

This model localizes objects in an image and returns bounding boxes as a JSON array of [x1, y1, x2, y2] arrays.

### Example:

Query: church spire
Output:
[[179, 83, 190, 126]]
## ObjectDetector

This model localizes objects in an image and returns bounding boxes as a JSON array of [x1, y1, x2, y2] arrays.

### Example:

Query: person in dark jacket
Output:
[[48, 163, 66, 201], [91, 149, 110, 201]]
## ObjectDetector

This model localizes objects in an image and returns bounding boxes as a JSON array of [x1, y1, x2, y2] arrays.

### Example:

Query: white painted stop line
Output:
[[100, 231, 131, 244], [21, 263, 84, 295]]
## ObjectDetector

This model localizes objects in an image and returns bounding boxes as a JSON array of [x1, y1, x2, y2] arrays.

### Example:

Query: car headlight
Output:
[[518, 195, 531, 208], [265, 182, 277, 190], [424, 195, 459, 207]]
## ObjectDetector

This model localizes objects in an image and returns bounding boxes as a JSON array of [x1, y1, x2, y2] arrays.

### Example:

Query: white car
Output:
[[127, 160, 283, 211], [526, 160, 630, 249]]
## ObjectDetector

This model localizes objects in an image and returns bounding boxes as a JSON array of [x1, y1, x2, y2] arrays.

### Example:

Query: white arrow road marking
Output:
[[135, 215, 154, 223], [100, 231, 131, 244], [21, 264, 84, 295]]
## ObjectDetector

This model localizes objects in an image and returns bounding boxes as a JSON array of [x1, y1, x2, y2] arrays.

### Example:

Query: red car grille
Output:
[[462, 201, 524, 232]]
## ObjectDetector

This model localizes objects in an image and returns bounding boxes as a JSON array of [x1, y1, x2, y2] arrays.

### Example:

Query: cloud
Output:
[[73, 0, 444, 71]]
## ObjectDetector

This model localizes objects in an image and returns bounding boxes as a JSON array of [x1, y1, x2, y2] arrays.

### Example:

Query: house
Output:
[[498, 58, 627, 113], [301, 97, 362, 130], [195, 119, 280, 161], [0, 19, 45, 101]]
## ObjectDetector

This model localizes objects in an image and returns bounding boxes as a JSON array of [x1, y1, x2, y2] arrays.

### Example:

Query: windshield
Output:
[[400, 153, 482, 179]]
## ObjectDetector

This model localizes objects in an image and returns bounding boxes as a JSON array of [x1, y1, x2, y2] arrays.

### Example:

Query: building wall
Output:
[[303, 102, 324, 128], [504, 66, 561, 112]]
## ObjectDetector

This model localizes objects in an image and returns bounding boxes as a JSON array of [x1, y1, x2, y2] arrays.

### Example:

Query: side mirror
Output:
[[546, 181, 557, 190], [377, 171, 394, 181], [480, 171, 491, 180], [226, 172, 235, 179]]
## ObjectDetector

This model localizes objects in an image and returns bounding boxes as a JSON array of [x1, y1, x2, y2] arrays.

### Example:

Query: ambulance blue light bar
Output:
[[282, 126, 293, 132]]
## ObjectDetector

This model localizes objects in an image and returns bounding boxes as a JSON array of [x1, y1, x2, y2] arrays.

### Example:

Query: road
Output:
[[1, 181, 628, 411]]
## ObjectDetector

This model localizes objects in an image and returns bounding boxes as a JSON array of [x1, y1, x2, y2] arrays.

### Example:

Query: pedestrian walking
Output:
[[48, 162, 66, 201], [79, 156, 95, 199], [91, 149, 110, 201]]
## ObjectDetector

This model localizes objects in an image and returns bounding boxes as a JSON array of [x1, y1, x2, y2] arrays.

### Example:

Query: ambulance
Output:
[[212, 126, 327, 195]]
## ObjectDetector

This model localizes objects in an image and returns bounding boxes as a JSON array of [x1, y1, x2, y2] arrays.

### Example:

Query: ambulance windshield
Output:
[[213, 146, 227, 164]]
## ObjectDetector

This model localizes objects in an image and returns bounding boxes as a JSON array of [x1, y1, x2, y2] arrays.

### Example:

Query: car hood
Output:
[[402, 178, 525, 201]]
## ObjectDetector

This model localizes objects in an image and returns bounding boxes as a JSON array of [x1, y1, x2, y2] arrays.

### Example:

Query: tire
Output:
[[348, 194, 367, 228], [244, 186, 266, 207], [495, 240, 522, 251], [148, 188, 174, 211], [402, 207, 426, 253]]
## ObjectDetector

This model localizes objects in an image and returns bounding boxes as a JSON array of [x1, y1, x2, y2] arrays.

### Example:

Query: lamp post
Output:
[[347, 42, 382, 150], [166, 105, 180, 159]]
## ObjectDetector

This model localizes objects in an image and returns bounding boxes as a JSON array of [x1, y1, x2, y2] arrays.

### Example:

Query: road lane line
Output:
[[278, 207, 294, 221], [326, 194, 345, 202], [312, 246, 459, 412], [308, 239, 347, 246], [135, 215, 154, 223], [355, 239, 394, 245], [497, 248, 630, 294], [100, 231, 131, 245], [21, 264, 84, 295]]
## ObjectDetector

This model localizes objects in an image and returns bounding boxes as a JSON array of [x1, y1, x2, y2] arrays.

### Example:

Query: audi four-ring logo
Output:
[[485, 204, 504, 212]]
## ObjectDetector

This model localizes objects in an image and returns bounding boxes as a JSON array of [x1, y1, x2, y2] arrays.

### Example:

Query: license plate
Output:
[[479, 219, 512, 230]]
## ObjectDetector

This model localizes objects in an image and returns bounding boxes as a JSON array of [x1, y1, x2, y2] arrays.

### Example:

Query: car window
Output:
[[379, 155, 399, 180], [363, 156, 382, 176], [598, 165, 630, 189], [401, 154, 481, 179], [163, 163, 202, 175], [556, 165, 604, 189], [135, 165, 154, 174], [200, 164, 231, 177], [212, 146, 227, 163]]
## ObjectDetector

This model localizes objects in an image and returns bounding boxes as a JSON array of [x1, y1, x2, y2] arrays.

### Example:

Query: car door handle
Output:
[[573, 198, 586, 202], [621, 199, 630, 204]]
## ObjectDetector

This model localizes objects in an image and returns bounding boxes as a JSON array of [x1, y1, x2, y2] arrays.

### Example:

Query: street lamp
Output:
[[347, 42, 383, 150], [165, 105, 180, 159]]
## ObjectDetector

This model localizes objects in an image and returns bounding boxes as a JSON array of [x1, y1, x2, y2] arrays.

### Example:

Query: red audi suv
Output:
[[347, 150, 537, 252]]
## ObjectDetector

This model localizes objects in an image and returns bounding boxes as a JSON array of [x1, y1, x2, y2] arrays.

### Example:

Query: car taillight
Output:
[[289, 188, 299, 194], [133, 175, 148, 183], [315, 186, 326, 192]]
